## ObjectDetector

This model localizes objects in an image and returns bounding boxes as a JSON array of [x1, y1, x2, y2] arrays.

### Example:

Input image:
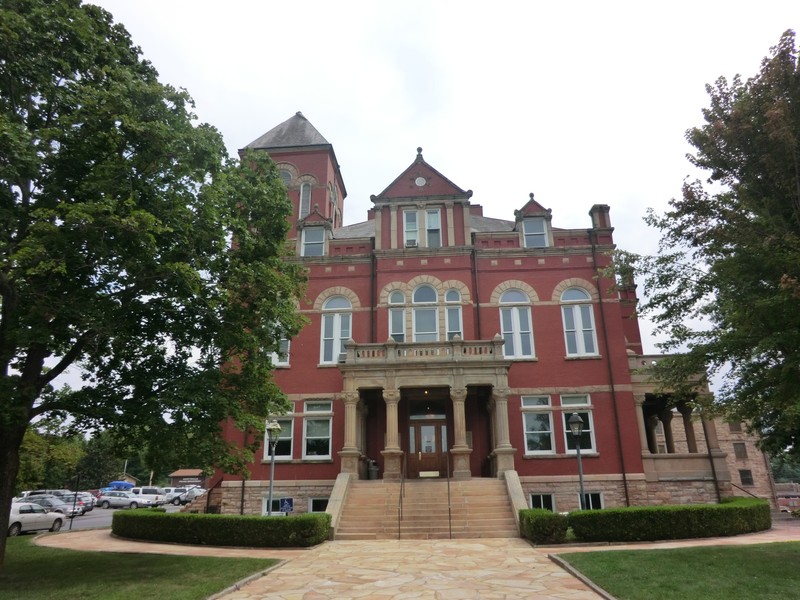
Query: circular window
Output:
[[414, 176, 426, 187]]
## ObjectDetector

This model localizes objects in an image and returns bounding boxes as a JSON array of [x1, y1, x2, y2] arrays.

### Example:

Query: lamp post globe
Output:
[[265, 420, 282, 516], [568, 413, 586, 510]]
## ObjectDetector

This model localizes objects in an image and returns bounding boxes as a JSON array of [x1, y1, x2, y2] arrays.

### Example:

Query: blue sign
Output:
[[280, 497, 294, 513]]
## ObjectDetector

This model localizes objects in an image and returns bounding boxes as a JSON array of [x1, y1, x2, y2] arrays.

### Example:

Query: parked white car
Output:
[[8, 502, 64, 535], [98, 491, 154, 509]]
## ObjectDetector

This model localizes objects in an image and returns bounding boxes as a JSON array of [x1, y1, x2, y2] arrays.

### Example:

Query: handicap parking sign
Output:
[[280, 497, 294, 513]]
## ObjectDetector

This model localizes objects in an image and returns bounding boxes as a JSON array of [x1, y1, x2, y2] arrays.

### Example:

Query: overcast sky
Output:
[[89, 1, 797, 354]]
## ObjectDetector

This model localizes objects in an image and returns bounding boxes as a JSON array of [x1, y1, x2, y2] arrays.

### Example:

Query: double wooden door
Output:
[[407, 419, 449, 478]]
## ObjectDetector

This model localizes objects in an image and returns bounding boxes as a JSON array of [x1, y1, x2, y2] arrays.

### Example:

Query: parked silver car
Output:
[[28, 495, 83, 517], [8, 502, 64, 535], [97, 491, 154, 509]]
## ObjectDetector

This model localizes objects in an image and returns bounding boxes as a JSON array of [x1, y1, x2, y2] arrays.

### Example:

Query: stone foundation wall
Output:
[[518, 475, 729, 512], [218, 480, 335, 515]]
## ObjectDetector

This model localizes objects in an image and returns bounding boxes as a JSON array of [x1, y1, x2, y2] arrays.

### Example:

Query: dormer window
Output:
[[301, 227, 325, 257], [426, 209, 441, 248], [404, 210, 418, 246], [523, 217, 548, 248]]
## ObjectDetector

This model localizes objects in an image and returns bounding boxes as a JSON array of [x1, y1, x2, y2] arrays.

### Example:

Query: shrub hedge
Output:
[[518, 508, 568, 544], [567, 497, 771, 543], [112, 509, 330, 547]]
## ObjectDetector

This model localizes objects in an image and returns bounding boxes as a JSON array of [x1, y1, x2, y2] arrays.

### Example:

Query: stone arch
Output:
[[275, 162, 298, 185], [313, 287, 361, 311], [489, 280, 539, 305], [379, 282, 411, 306], [551, 278, 599, 302], [441, 279, 471, 304]]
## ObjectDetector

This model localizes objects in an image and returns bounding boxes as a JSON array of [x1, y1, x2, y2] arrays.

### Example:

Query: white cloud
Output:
[[90, 0, 797, 356]]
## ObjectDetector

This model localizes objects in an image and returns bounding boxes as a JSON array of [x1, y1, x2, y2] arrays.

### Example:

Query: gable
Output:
[[373, 148, 471, 202]]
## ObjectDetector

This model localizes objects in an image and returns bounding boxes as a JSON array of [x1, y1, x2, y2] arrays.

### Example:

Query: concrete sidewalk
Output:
[[35, 516, 800, 600]]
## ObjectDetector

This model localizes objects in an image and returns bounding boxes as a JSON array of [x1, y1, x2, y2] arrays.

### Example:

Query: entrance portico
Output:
[[337, 336, 515, 479]]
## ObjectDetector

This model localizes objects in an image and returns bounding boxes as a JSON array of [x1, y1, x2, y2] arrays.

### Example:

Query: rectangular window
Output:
[[426, 209, 441, 248], [390, 308, 405, 342], [521, 396, 553, 456], [446, 306, 462, 340], [563, 409, 595, 453], [264, 417, 293, 459], [524, 412, 554, 454], [729, 421, 743, 432], [562, 304, 597, 356], [413, 307, 438, 342], [301, 227, 324, 256], [303, 401, 332, 459], [582, 492, 603, 510], [733, 442, 748, 459], [261, 497, 286, 515], [530, 493, 555, 511], [523, 217, 547, 248], [561, 395, 590, 407], [739, 469, 754, 486], [404, 210, 418, 246], [300, 183, 311, 218], [500, 306, 534, 358], [309, 498, 329, 512], [271, 338, 290, 367], [321, 313, 350, 363]]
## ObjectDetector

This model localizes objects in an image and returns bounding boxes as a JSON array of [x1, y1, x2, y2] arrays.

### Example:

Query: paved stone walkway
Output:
[[35, 516, 800, 600]]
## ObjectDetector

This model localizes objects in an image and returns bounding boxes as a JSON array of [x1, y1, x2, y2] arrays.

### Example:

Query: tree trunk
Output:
[[0, 423, 28, 573]]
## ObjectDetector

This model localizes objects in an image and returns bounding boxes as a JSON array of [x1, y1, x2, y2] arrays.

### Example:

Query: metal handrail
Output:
[[730, 482, 761, 500], [446, 450, 452, 539], [398, 452, 406, 539]]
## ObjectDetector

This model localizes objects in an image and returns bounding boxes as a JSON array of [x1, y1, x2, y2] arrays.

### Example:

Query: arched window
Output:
[[300, 183, 311, 218], [412, 285, 438, 342], [445, 289, 462, 340], [560, 288, 597, 356], [320, 296, 351, 363], [499, 289, 534, 358], [279, 169, 292, 186], [389, 291, 405, 342]]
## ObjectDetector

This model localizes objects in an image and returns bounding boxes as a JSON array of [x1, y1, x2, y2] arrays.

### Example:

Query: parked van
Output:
[[130, 486, 166, 505]]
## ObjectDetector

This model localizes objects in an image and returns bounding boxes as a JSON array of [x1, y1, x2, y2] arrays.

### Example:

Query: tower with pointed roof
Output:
[[207, 114, 775, 530]]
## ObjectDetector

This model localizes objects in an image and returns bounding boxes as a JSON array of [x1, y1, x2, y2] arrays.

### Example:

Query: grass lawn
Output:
[[559, 542, 800, 600], [0, 535, 278, 600]]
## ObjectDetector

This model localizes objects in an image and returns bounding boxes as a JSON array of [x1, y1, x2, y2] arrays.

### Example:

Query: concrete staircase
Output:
[[335, 478, 519, 540]]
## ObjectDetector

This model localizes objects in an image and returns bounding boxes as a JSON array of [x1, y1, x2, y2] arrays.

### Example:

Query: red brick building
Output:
[[210, 113, 774, 525]]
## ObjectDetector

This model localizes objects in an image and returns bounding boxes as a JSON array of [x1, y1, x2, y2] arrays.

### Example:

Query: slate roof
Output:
[[244, 112, 330, 150]]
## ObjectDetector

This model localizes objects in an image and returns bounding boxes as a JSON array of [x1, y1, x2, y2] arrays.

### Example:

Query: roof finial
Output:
[[417, 147, 423, 159], [296, 111, 304, 117], [529, 192, 535, 201]]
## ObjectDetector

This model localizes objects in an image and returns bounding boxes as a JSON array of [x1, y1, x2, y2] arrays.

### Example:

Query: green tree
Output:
[[614, 30, 800, 457], [0, 0, 304, 569], [75, 430, 125, 490]]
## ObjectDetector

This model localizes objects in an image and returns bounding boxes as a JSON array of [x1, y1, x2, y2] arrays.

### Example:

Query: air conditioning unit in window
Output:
[[405, 240, 418, 248], [337, 353, 347, 363]]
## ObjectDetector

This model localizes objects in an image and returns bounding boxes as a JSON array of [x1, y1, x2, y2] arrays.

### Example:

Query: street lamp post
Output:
[[265, 420, 282, 516], [568, 412, 586, 510]]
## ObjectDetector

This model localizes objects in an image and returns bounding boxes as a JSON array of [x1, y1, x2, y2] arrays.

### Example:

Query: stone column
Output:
[[383, 389, 401, 451], [338, 392, 361, 474], [678, 402, 698, 453], [451, 388, 468, 449], [645, 414, 660, 454], [658, 409, 675, 454], [449, 387, 472, 479], [380, 389, 403, 479], [491, 387, 516, 475], [634, 398, 652, 453]]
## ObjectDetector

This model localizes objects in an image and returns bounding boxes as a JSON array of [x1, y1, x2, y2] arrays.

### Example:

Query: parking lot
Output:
[[64, 502, 183, 531]]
